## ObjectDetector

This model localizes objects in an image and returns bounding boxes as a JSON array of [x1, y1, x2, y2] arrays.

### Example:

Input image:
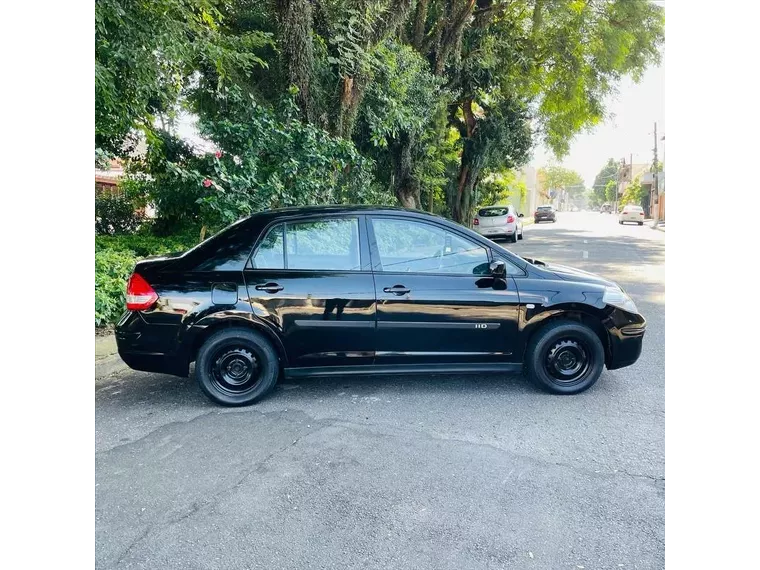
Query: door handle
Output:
[[255, 282, 283, 293], [383, 285, 410, 295]]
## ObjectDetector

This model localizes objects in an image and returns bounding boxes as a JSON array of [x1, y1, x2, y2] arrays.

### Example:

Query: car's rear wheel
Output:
[[525, 320, 605, 394], [509, 233, 518, 243], [638, 221, 643, 226], [196, 328, 280, 406], [518, 228, 524, 240]]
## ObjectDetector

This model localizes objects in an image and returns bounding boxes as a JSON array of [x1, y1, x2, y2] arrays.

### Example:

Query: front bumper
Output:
[[606, 320, 646, 370]]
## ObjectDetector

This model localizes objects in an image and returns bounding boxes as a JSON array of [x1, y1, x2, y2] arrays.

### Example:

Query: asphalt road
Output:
[[95, 212, 665, 570]]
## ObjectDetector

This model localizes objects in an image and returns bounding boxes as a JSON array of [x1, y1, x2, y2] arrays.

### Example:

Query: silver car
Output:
[[473, 205, 524, 243]]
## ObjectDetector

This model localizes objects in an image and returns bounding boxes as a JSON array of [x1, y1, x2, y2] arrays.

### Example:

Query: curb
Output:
[[96, 354, 129, 380]]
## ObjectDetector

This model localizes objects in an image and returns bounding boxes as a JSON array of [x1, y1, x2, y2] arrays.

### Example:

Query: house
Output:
[[95, 157, 155, 218], [641, 171, 665, 221], [95, 158, 125, 197]]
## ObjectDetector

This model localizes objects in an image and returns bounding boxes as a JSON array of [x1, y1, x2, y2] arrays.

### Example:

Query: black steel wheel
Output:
[[196, 328, 279, 406], [525, 320, 605, 394]]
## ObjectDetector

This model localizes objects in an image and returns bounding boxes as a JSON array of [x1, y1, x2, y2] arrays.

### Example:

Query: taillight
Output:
[[623, 211, 628, 215], [640, 212, 644, 216], [506, 215, 515, 223], [126, 273, 158, 311], [473, 218, 479, 225]]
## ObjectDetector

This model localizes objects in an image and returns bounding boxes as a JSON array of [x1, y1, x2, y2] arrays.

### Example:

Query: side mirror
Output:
[[489, 260, 506, 278], [518, 213, 524, 218]]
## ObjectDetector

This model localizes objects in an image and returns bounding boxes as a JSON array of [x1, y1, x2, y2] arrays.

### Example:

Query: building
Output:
[[518, 166, 538, 215], [95, 158, 125, 197], [660, 136, 673, 224], [641, 171, 665, 220]]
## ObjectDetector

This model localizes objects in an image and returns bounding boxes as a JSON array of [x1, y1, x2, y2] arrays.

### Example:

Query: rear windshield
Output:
[[478, 208, 509, 217], [626, 205, 643, 211], [536, 206, 553, 210]]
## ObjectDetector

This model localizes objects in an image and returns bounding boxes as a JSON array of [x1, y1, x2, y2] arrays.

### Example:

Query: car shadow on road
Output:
[[97, 361, 634, 412]]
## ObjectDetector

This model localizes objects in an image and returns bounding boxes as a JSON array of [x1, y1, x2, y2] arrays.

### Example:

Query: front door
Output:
[[367, 216, 522, 365], [244, 215, 376, 368]]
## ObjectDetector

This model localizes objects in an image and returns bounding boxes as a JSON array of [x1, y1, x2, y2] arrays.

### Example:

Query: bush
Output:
[[95, 249, 137, 326], [95, 234, 197, 257], [95, 194, 144, 235]]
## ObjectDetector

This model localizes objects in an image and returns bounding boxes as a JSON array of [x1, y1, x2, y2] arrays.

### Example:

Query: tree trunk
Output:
[[390, 131, 420, 209], [333, 74, 368, 139], [448, 98, 480, 224], [276, 0, 314, 121]]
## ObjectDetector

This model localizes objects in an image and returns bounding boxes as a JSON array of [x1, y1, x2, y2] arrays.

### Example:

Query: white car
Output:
[[473, 205, 524, 243], [619, 204, 645, 225]]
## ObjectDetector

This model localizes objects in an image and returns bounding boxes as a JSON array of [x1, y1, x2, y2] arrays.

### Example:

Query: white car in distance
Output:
[[619, 204, 645, 225], [472, 205, 524, 243]]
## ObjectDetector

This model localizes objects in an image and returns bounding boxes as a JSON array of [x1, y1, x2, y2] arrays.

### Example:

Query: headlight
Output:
[[603, 286, 639, 313]]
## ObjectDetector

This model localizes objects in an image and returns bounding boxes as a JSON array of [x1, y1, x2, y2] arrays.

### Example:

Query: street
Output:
[[95, 212, 665, 570]]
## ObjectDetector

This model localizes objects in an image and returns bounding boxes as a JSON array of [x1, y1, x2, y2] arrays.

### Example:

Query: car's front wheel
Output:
[[196, 328, 280, 406], [525, 320, 605, 394]]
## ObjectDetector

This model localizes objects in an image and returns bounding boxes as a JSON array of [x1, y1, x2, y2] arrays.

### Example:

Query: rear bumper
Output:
[[115, 311, 189, 377], [474, 223, 518, 238]]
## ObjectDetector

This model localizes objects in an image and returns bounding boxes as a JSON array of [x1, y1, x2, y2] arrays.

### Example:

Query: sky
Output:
[[530, 54, 665, 187]]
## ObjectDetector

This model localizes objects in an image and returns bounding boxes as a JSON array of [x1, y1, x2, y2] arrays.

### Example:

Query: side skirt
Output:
[[284, 362, 524, 379]]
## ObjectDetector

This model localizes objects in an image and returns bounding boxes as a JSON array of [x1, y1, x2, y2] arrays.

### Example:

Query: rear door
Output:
[[244, 215, 376, 368], [367, 215, 522, 365]]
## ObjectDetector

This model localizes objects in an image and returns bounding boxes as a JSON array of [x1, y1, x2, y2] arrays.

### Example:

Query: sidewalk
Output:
[[96, 332, 128, 379], [644, 218, 665, 232]]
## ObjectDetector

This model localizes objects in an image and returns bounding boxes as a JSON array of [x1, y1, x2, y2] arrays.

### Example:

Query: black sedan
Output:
[[534, 205, 556, 223], [116, 206, 646, 406]]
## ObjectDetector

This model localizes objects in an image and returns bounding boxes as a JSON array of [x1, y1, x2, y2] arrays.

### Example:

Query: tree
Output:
[[95, 0, 270, 155], [398, 0, 664, 223], [621, 175, 647, 208], [605, 180, 617, 203], [591, 158, 619, 207], [538, 166, 584, 196]]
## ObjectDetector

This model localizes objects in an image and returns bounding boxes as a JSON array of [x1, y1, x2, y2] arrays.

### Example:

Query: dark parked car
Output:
[[534, 205, 556, 223], [117, 206, 646, 406]]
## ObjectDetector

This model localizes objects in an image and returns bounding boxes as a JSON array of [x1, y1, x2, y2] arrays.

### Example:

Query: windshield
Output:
[[478, 207, 509, 217], [537, 206, 552, 210]]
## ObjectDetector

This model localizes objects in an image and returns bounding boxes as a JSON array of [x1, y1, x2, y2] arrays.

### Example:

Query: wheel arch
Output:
[[187, 316, 289, 368], [522, 305, 612, 367]]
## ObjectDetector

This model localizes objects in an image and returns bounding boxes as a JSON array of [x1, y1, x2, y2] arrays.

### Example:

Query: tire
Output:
[[518, 228, 524, 240], [195, 328, 280, 406], [638, 222, 643, 226], [509, 232, 518, 243], [525, 320, 605, 395], [619, 220, 623, 225]]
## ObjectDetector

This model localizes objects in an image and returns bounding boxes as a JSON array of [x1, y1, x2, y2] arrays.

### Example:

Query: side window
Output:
[[285, 218, 361, 271], [252, 224, 285, 269], [371, 218, 490, 275]]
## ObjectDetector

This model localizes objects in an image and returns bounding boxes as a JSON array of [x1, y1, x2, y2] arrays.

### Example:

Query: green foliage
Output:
[[538, 166, 585, 198], [621, 176, 648, 207], [591, 159, 619, 207], [360, 41, 445, 148], [605, 180, 617, 203], [477, 170, 528, 210], [95, 249, 137, 326], [95, 234, 197, 258], [169, 90, 392, 228], [95, 194, 143, 235], [95, 0, 271, 154]]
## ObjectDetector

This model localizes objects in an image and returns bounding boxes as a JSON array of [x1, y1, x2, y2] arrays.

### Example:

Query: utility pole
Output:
[[651, 122, 660, 228]]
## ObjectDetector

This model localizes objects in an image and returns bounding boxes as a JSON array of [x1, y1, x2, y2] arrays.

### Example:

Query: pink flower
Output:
[[202, 178, 212, 188], [215, 151, 222, 159]]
